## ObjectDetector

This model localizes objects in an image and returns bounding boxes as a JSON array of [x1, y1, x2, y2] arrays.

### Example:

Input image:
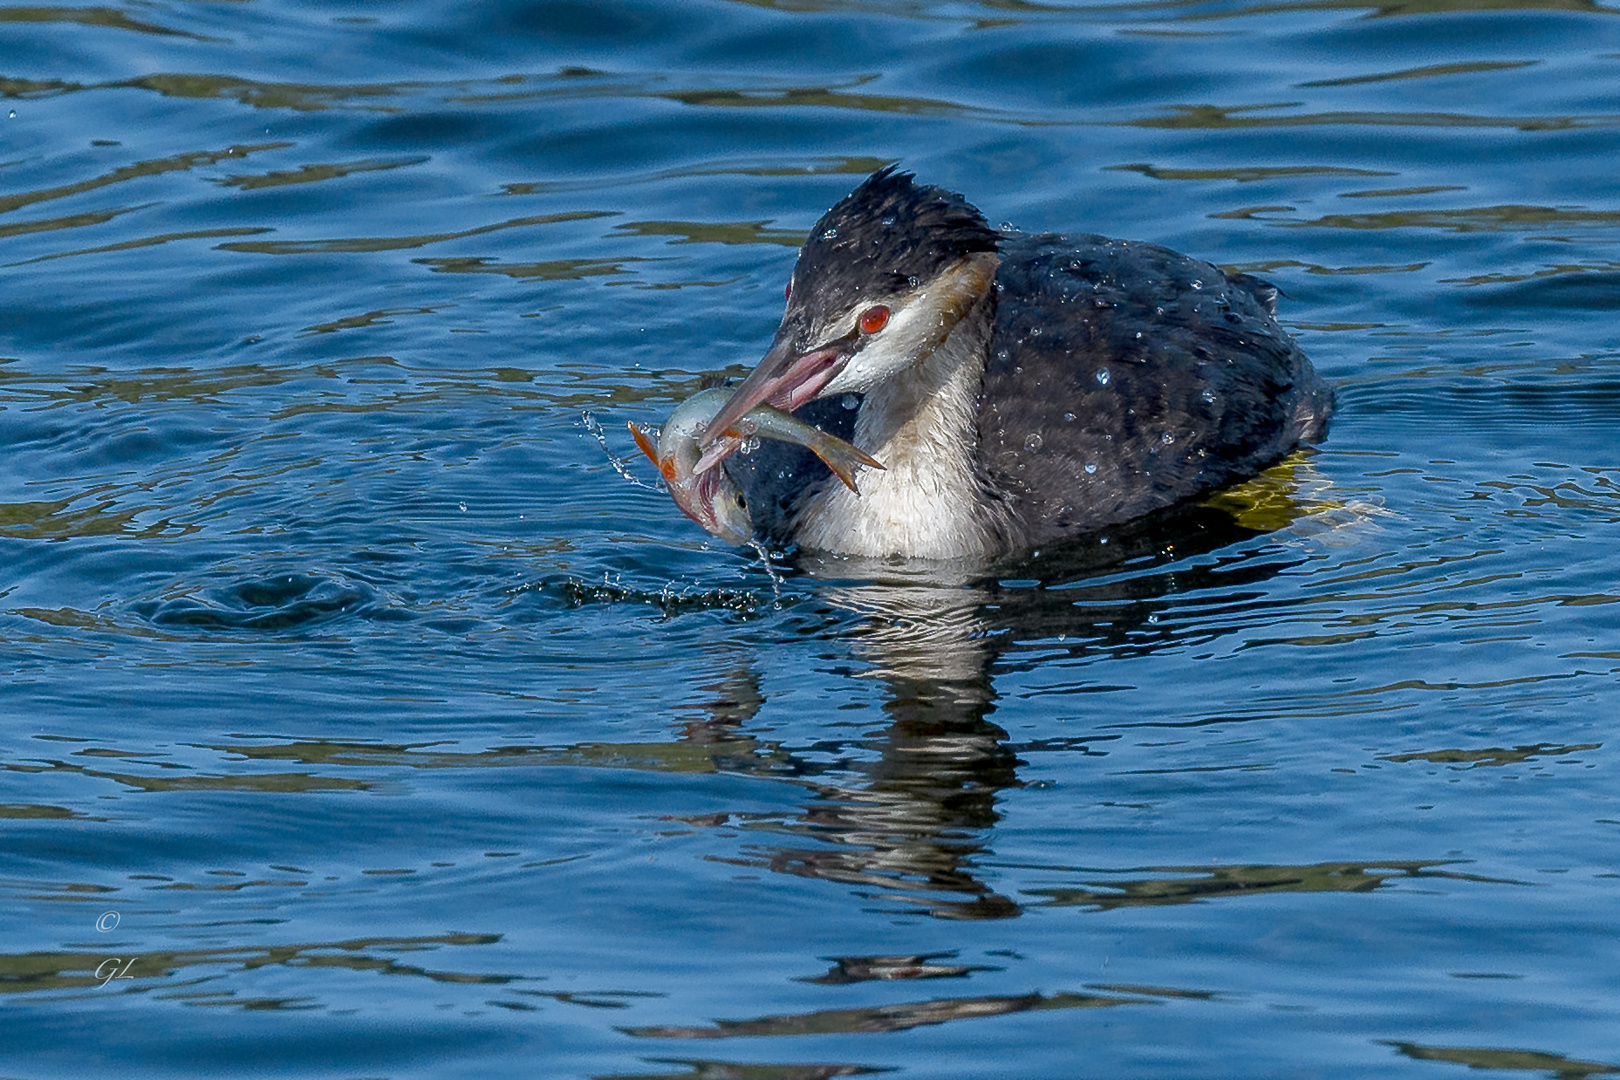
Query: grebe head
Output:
[[701, 167, 999, 443]]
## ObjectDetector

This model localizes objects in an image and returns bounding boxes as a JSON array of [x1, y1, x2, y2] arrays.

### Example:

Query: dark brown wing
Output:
[[977, 232, 1333, 545]]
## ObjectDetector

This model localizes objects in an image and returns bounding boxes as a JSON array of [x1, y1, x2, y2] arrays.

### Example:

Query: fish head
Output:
[[630, 418, 755, 547]]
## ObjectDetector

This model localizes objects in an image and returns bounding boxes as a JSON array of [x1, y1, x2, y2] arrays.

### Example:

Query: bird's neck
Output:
[[794, 296, 1001, 559]]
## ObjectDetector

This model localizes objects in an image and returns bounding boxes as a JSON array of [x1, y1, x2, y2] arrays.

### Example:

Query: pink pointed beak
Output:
[[696, 339, 846, 467]]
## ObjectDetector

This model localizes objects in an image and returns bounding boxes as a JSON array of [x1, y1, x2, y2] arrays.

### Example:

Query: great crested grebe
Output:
[[686, 167, 1333, 560]]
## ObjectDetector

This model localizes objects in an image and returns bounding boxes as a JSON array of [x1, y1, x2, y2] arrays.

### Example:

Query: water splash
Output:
[[746, 539, 784, 604], [581, 411, 665, 492]]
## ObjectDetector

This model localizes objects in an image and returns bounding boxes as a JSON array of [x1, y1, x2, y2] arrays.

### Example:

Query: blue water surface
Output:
[[2, 0, 1618, 1077]]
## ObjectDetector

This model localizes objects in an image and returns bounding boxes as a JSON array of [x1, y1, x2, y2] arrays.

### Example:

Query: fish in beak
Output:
[[632, 386, 881, 546], [696, 336, 849, 456]]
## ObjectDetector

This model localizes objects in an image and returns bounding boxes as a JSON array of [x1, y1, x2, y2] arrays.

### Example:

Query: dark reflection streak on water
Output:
[[1277, 207, 1620, 232], [1380, 742, 1602, 768], [201, 737, 800, 779], [620, 989, 1146, 1039], [3, 757, 368, 794], [0, 502, 160, 542], [217, 156, 430, 192], [0, 143, 290, 217], [453, 69, 1006, 119], [6, 66, 1010, 125], [216, 210, 619, 256], [0, 362, 325, 403], [1081, 0, 1620, 19], [508, 988, 667, 1010], [2, 383, 648, 442], [0, 803, 93, 820], [0, 932, 504, 997], [0, 355, 712, 414], [4, 67, 999, 123], [1133, 106, 1620, 133], [4, 227, 274, 268], [599, 1058, 890, 1080], [1216, 679, 1609, 722], [0, 7, 217, 41], [712, 0, 951, 16], [1024, 860, 1528, 912], [1298, 60, 1540, 88], [612, 220, 806, 248], [499, 155, 892, 196], [656, 85, 1007, 121], [1233, 257, 1431, 277], [1341, 185, 1468, 199], [301, 306, 443, 336], [0, 204, 148, 242], [1255, 673, 1603, 698], [1387, 1042, 1620, 1078], [0, 73, 417, 112], [1109, 162, 1399, 183], [800, 952, 992, 985], [969, 0, 1620, 18], [1443, 261, 1620, 287], [413, 256, 653, 281]]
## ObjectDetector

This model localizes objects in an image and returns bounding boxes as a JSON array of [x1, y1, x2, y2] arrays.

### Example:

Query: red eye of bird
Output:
[[859, 305, 890, 335]]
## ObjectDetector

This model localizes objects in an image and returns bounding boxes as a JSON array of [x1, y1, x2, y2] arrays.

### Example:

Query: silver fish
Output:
[[630, 387, 882, 546]]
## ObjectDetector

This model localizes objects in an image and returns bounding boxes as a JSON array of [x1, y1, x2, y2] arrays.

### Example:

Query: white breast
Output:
[[792, 311, 998, 560]]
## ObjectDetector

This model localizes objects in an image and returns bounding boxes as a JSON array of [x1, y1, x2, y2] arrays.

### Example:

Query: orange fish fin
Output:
[[627, 421, 660, 466]]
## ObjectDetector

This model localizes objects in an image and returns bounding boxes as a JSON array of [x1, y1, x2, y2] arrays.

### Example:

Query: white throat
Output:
[[793, 298, 998, 559]]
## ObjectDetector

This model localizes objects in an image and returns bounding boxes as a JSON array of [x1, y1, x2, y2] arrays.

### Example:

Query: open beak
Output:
[[697, 335, 847, 460], [682, 467, 744, 541]]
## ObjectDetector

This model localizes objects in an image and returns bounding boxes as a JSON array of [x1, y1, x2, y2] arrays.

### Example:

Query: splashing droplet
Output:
[[821, 228, 838, 240], [840, 394, 859, 410], [1095, 367, 1111, 386], [1063, 412, 1076, 423], [1025, 433, 1043, 452], [1161, 431, 1175, 445], [1084, 461, 1097, 474]]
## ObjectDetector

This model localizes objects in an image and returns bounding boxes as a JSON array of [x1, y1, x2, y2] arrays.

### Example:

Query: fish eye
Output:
[[734, 493, 747, 508], [858, 305, 890, 334]]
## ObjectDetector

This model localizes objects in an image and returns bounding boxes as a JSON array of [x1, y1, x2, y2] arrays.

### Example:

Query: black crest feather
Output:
[[792, 166, 998, 307]]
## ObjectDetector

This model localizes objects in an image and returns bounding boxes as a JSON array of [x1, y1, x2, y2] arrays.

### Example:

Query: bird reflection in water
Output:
[[666, 474, 1327, 921]]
